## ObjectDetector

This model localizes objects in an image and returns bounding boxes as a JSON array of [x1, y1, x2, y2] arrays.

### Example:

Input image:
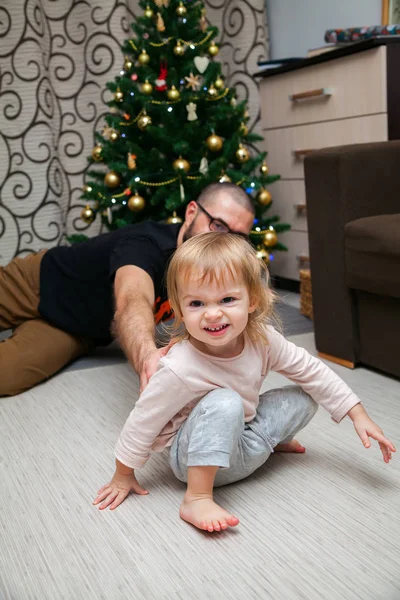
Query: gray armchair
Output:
[[304, 141, 400, 378]]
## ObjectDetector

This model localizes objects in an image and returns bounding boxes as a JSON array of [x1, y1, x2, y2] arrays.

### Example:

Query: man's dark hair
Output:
[[197, 183, 255, 217]]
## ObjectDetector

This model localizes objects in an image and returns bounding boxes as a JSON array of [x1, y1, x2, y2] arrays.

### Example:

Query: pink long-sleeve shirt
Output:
[[115, 326, 361, 469]]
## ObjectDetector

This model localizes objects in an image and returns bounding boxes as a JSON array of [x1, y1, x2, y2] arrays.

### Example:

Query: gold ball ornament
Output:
[[260, 162, 269, 175], [256, 248, 270, 264], [128, 192, 146, 212], [173, 157, 190, 173], [214, 76, 225, 90], [114, 89, 123, 102], [173, 41, 185, 56], [219, 172, 231, 183], [206, 134, 223, 152], [208, 41, 219, 56], [263, 229, 278, 247], [124, 57, 133, 70], [208, 84, 217, 97], [104, 171, 121, 188], [83, 184, 92, 193], [91, 144, 102, 162], [257, 188, 272, 206], [141, 80, 153, 94], [235, 144, 250, 163], [167, 85, 180, 101], [166, 211, 183, 224], [81, 205, 95, 224], [138, 49, 150, 65], [144, 5, 154, 18], [176, 2, 187, 16], [137, 112, 152, 130], [109, 130, 119, 142], [240, 122, 249, 136]]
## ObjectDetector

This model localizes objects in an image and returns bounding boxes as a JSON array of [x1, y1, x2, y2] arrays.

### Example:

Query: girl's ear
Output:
[[248, 297, 259, 314]]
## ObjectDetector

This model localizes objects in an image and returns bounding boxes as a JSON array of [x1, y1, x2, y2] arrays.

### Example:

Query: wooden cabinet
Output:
[[258, 39, 400, 282]]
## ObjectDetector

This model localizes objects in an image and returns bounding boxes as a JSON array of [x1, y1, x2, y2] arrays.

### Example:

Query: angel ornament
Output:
[[186, 102, 198, 122], [199, 156, 209, 175]]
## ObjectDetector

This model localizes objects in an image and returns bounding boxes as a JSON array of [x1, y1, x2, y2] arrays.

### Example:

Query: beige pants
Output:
[[0, 251, 91, 396]]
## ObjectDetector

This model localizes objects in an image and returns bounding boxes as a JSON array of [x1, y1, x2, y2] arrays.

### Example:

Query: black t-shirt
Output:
[[38, 222, 181, 345]]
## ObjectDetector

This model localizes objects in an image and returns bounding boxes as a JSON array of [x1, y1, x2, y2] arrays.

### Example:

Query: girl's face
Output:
[[179, 272, 257, 357]]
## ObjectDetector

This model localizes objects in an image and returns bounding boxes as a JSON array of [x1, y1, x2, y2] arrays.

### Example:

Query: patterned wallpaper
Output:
[[0, 0, 269, 265]]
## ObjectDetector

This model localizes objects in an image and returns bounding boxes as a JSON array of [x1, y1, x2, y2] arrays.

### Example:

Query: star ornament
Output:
[[101, 126, 114, 139], [185, 72, 201, 91]]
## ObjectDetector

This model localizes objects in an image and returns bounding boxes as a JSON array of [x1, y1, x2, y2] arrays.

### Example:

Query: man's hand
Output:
[[348, 404, 396, 463], [93, 468, 148, 511], [140, 344, 172, 392]]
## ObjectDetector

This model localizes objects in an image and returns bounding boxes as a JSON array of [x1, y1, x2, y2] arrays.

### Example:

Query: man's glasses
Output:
[[195, 202, 249, 239]]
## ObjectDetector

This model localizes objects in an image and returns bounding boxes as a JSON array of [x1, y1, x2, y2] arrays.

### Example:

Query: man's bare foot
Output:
[[180, 494, 239, 532], [275, 439, 306, 453]]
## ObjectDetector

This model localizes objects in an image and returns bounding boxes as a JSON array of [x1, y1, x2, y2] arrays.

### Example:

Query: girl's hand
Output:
[[93, 471, 148, 510], [352, 415, 396, 463]]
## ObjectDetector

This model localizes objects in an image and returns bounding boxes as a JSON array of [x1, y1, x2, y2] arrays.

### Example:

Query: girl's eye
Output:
[[189, 300, 203, 307], [221, 297, 236, 304]]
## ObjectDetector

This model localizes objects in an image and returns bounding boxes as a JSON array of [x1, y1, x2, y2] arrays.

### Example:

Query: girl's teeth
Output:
[[206, 325, 226, 331]]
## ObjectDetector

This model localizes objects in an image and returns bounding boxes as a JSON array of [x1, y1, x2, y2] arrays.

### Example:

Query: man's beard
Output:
[[182, 220, 196, 243]]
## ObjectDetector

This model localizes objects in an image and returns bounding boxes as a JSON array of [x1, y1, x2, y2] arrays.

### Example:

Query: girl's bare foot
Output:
[[274, 439, 306, 453], [180, 494, 239, 532]]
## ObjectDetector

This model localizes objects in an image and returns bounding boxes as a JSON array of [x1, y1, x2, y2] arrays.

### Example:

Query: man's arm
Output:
[[113, 265, 166, 390]]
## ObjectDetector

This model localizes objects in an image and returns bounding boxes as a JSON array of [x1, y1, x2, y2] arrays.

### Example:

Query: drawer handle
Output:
[[297, 254, 310, 263], [289, 88, 333, 102], [293, 149, 317, 159]]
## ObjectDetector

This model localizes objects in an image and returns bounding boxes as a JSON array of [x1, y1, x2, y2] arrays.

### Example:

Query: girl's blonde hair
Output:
[[166, 232, 276, 344]]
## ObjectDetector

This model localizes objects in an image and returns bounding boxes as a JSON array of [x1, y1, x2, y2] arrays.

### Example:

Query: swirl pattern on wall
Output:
[[0, 0, 269, 264]]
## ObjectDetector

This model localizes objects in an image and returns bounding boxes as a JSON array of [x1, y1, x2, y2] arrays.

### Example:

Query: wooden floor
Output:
[[1, 331, 400, 600]]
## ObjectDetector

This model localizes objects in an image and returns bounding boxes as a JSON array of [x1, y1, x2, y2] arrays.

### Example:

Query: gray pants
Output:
[[169, 386, 318, 487]]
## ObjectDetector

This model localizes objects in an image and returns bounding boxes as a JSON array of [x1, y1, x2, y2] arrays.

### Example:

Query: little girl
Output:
[[94, 232, 395, 532]]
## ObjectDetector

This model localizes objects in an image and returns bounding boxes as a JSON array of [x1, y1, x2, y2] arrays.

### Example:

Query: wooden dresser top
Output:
[[256, 36, 400, 79]]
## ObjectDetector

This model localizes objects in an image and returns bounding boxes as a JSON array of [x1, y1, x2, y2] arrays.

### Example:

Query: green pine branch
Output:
[[79, 0, 291, 255]]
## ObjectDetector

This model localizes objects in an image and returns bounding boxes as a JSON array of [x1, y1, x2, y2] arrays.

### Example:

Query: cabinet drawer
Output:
[[262, 113, 388, 180], [270, 230, 309, 282], [259, 47, 387, 129], [270, 180, 307, 233]]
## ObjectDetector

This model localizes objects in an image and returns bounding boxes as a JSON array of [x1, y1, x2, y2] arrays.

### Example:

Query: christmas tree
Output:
[[80, 0, 290, 262]]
